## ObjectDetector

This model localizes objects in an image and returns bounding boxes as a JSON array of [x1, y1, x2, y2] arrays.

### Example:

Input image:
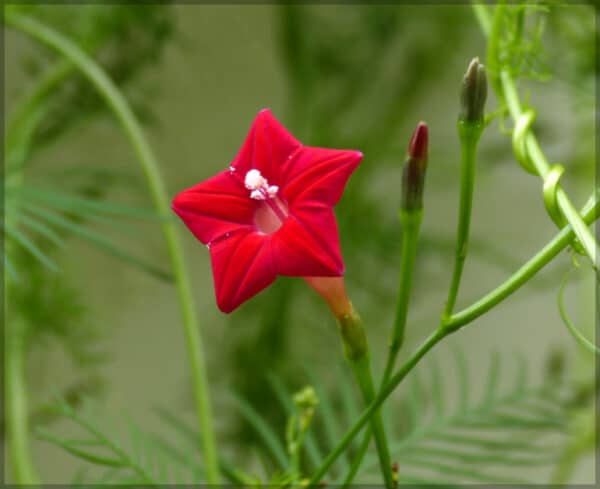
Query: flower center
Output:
[[245, 169, 288, 234]]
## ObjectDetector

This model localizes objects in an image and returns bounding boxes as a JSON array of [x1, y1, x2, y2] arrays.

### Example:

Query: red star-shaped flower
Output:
[[172, 109, 362, 313]]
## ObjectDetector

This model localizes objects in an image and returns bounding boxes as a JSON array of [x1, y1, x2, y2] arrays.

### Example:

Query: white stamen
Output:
[[250, 189, 266, 200], [245, 169, 279, 200], [245, 169, 266, 190], [229, 166, 235, 172]]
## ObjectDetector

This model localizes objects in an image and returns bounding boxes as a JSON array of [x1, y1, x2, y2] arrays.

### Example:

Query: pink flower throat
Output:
[[244, 169, 289, 234]]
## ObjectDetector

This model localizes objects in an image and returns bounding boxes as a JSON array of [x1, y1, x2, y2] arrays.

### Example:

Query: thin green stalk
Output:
[[385, 210, 423, 381], [349, 355, 395, 489], [471, 3, 492, 37], [445, 196, 599, 332], [310, 328, 446, 486], [310, 194, 599, 484], [557, 269, 599, 355], [444, 122, 482, 317], [4, 12, 220, 483], [342, 434, 369, 487], [3, 49, 50, 479], [5, 309, 40, 484], [343, 210, 422, 486], [336, 310, 394, 488]]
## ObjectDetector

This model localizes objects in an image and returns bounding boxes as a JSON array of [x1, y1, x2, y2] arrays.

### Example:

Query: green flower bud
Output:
[[460, 57, 487, 124], [293, 386, 318, 411]]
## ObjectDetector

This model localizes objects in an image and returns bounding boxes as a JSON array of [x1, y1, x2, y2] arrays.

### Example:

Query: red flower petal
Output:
[[280, 147, 362, 206], [273, 201, 343, 276], [209, 231, 276, 313], [172, 171, 255, 245], [230, 108, 301, 184]]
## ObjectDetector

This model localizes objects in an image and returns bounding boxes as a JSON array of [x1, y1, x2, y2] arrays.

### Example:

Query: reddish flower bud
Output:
[[408, 121, 428, 162], [401, 122, 428, 212]]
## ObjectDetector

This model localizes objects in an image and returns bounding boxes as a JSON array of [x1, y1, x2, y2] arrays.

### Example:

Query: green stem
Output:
[[444, 121, 482, 317], [557, 270, 599, 355], [310, 328, 446, 486], [471, 3, 492, 37], [343, 210, 422, 486], [5, 308, 40, 484], [290, 430, 304, 476], [4, 12, 221, 483], [386, 209, 423, 379], [3, 49, 54, 481], [349, 356, 395, 489], [342, 434, 369, 487], [478, 2, 598, 267], [336, 310, 394, 488], [445, 195, 599, 332], [310, 195, 599, 484]]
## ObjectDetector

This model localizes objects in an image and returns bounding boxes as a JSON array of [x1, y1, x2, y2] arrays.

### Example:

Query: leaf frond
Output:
[[230, 392, 290, 471], [346, 349, 568, 485], [21, 203, 172, 281], [37, 400, 206, 485]]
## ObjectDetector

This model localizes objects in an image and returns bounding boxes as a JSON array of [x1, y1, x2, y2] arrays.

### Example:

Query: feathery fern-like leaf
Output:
[[355, 350, 569, 485], [36, 400, 205, 485], [231, 392, 290, 471], [21, 203, 171, 281]]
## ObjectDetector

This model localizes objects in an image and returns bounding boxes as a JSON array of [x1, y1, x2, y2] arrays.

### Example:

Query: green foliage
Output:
[[7, 3, 174, 154], [546, 4, 595, 182], [231, 351, 571, 486], [491, 3, 551, 82], [362, 351, 569, 485], [4, 182, 173, 281], [4, 3, 175, 286], [9, 249, 97, 363], [3, 6, 178, 455], [36, 401, 205, 485], [232, 393, 290, 471]]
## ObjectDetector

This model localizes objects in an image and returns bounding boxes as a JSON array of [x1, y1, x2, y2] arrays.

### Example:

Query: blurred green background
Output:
[[4, 3, 596, 484]]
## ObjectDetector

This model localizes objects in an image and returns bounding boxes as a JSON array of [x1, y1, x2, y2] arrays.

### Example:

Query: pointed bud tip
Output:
[[460, 57, 487, 124], [465, 57, 481, 81], [402, 121, 428, 212], [408, 121, 428, 161]]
